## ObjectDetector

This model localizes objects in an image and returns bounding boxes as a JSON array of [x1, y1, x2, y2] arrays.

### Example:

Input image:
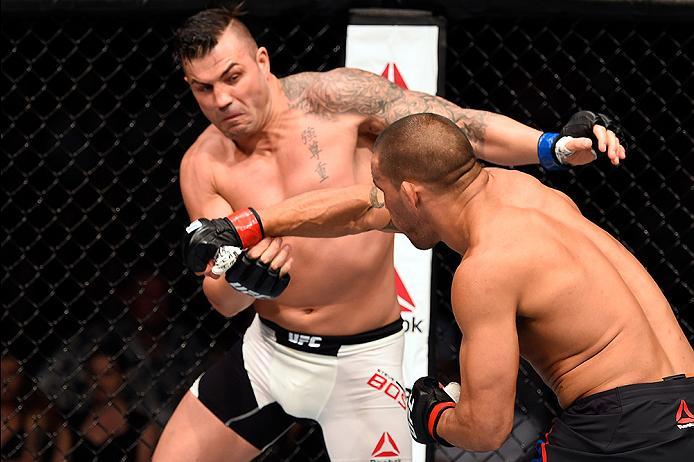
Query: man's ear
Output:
[[257, 47, 270, 74], [401, 181, 420, 209]]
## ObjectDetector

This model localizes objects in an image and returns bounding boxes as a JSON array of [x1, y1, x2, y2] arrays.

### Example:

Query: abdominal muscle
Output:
[[253, 230, 402, 336]]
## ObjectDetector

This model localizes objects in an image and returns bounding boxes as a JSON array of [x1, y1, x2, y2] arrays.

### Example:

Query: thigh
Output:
[[153, 391, 260, 462], [154, 340, 296, 461], [319, 333, 412, 462]]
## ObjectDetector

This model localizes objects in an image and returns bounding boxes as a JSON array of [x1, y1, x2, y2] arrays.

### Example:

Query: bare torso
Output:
[[457, 168, 693, 407], [181, 75, 399, 335]]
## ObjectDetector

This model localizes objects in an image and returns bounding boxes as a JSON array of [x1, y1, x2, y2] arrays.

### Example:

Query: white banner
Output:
[[346, 23, 439, 462], [346, 25, 439, 95]]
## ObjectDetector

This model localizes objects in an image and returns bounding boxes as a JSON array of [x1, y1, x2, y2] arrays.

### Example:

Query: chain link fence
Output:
[[2, 1, 692, 461]]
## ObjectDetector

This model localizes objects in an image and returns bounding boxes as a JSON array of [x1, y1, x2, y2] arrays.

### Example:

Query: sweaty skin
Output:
[[163, 22, 628, 461], [179, 27, 558, 335], [181, 75, 402, 335], [376, 166, 694, 450], [254, 165, 693, 450]]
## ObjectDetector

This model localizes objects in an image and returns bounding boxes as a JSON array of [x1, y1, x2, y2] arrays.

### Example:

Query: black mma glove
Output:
[[408, 376, 457, 446], [538, 110, 618, 171], [182, 208, 264, 273], [224, 251, 291, 300]]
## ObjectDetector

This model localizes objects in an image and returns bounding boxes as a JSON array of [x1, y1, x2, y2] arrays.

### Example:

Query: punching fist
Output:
[[407, 376, 458, 446], [182, 208, 264, 273]]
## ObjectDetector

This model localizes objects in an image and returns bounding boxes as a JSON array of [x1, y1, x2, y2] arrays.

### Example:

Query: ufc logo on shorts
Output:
[[287, 332, 322, 347], [367, 372, 407, 410]]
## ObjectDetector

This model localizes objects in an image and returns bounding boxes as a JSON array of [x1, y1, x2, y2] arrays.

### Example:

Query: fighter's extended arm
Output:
[[283, 68, 625, 167], [259, 184, 396, 237], [434, 259, 520, 450], [184, 184, 395, 245]]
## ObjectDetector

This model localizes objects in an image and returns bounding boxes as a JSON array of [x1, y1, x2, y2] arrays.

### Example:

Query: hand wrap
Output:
[[538, 111, 617, 170], [182, 208, 264, 273], [407, 376, 457, 446]]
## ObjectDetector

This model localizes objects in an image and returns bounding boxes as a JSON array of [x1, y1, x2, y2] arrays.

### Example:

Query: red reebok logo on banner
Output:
[[676, 399, 694, 429], [380, 63, 408, 89], [395, 270, 415, 312], [371, 432, 400, 457]]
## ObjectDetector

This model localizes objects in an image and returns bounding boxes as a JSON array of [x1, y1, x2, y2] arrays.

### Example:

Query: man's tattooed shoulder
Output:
[[280, 72, 320, 110], [282, 68, 401, 118]]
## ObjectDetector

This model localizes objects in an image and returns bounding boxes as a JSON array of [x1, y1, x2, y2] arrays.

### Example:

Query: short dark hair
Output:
[[374, 113, 478, 189], [172, 3, 255, 65]]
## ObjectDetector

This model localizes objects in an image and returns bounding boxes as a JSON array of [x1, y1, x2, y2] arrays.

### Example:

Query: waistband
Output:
[[259, 317, 404, 356], [567, 374, 694, 413]]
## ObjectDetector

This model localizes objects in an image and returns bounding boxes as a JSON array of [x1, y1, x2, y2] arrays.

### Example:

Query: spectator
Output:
[[2, 355, 54, 462], [52, 351, 157, 462]]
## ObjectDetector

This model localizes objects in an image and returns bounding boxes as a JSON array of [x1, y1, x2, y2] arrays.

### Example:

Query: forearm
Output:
[[458, 109, 542, 166], [258, 184, 391, 238], [437, 404, 510, 451], [202, 276, 254, 317]]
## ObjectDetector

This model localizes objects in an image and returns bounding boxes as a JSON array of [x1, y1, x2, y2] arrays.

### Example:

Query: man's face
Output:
[[371, 156, 438, 250], [89, 355, 123, 402], [183, 27, 271, 139]]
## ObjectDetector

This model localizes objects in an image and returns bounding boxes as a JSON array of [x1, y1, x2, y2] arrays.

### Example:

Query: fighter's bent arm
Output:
[[179, 147, 255, 317], [436, 258, 520, 450]]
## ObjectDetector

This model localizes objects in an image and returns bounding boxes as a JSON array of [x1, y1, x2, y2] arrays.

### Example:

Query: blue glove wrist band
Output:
[[538, 132, 567, 171]]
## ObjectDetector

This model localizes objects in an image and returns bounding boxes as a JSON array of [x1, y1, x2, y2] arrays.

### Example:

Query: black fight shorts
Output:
[[535, 374, 694, 461]]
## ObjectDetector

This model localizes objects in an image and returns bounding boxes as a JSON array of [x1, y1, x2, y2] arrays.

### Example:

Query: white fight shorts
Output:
[[190, 315, 411, 461]]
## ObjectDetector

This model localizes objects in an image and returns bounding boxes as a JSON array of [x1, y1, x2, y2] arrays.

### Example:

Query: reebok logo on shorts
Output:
[[370, 431, 400, 461], [675, 399, 694, 429]]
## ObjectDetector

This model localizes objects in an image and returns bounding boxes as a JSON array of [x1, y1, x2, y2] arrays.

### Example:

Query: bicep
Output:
[[457, 311, 519, 418], [179, 151, 233, 220], [452, 266, 519, 431]]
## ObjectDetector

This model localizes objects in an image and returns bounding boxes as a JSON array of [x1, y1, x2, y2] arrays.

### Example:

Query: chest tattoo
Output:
[[301, 127, 329, 182], [314, 161, 329, 182]]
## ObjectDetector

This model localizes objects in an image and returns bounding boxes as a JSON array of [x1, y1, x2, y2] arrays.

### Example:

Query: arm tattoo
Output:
[[283, 68, 400, 117], [454, 110, 488, 146], [282, 68, 487, 145], [369, 185, 385, 209], [280, 73, 320, 110]]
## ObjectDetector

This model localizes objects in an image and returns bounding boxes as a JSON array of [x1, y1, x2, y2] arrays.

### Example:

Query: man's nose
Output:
[[214, 86, 233, 110]]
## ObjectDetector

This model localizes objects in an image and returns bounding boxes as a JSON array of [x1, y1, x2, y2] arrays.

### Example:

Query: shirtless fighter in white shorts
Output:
[[154, 5, 626, 462]]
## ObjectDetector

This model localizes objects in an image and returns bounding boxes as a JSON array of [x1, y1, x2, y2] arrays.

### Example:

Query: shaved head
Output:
[[374, 113, 479, 190]]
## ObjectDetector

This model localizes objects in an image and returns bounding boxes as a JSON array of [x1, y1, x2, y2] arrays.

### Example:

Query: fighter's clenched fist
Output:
[[407, 376, 457, 446], [182, 208, 264, 273]]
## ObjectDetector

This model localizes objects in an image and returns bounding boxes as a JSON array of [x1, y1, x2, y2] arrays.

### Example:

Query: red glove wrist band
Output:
[[428, 401, 456, 441], [227, 208, 264, 249]]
